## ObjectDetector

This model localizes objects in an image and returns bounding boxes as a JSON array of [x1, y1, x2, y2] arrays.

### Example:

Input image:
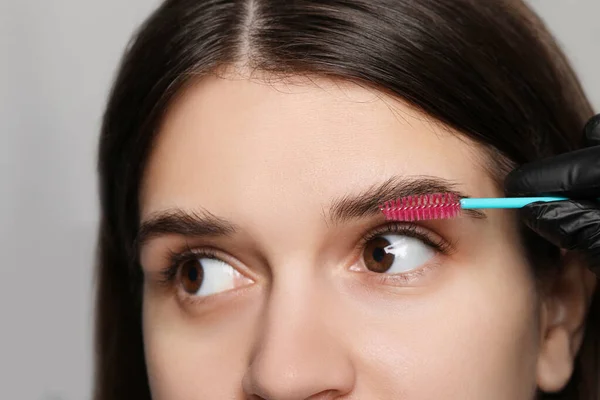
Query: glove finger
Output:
[[520, 200, 600, 275], [584, 114, 600, 147], [504, 146, 600, 198]]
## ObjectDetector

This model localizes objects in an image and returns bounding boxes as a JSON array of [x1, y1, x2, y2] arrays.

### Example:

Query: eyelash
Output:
[[358, 223, 452, 255], [158, 223, 453, 290], [159, 245, 219, 287]]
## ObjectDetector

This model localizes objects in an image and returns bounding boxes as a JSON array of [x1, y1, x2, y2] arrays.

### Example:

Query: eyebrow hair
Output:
[[137, 176, 486, 248], [136, 208, 237, 248], [327, 175, 487, 225]]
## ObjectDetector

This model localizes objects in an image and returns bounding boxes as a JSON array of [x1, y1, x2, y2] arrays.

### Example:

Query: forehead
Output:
[[140, 74, 497, 220]]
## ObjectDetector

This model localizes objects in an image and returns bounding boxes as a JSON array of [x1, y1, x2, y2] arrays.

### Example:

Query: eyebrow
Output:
[[326, 175, 487, 226], [136, 209, 237, 248], [137, 176, 486, 248]]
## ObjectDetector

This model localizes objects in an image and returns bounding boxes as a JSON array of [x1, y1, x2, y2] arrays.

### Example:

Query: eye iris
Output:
[[180, 259, 204, 294], [363, 237, 395, 273]]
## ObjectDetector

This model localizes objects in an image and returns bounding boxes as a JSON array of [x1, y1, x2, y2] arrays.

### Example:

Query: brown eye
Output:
[[363, 237, 395, 273], [176, 255, 253, 298], [180, 259, 204, 294], [362, 234, 436, 274]]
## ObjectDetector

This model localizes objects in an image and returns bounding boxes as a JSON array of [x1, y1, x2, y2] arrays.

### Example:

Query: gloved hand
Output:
[[504, 114, 600, 277]]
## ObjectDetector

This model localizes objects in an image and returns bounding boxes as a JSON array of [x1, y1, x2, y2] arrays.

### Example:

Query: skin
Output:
[[138, 71, 589, 399]]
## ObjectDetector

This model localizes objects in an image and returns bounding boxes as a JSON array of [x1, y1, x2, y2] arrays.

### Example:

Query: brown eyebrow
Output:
[[137, 176, 486, 248], [136, 208, 237, 248], [326, 175, 487, 225]]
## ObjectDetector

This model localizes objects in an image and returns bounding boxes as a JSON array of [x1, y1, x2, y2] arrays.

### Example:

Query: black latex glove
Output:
[[504, 115, 600, 277]]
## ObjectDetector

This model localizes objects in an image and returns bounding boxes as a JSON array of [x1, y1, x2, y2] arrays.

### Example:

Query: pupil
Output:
[[373, 247, 386, 263], [187, 265, 198, 281]]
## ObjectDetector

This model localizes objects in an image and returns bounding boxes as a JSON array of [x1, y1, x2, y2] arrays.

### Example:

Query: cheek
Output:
[[142, 289, 262, 399], [346, 258, 540, 398]]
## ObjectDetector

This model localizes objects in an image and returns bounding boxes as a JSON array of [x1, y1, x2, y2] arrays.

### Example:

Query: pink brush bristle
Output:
[[379, 193, 462, 221]]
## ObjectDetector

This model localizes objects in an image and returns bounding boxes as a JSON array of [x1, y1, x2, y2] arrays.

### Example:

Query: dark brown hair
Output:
[[95, 0, 597, 398]]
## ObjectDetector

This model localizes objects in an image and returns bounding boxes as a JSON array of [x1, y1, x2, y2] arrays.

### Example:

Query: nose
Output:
[[242, 279, 355, 399]]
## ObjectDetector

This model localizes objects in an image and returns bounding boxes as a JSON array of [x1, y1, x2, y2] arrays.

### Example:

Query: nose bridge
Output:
[[243, 265, 355, 399], [262, 269, 328, 353]]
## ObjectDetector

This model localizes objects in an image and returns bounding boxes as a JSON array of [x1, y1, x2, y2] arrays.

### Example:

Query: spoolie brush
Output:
[[379, 193, 571, 222]]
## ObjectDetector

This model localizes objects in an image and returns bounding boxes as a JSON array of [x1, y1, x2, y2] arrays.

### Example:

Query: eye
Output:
[[362, 234, 435, 274], [178, 256, 252, 297]]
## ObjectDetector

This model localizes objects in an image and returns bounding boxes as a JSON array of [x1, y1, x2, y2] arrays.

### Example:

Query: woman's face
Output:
[[139, 74, 547, 399]]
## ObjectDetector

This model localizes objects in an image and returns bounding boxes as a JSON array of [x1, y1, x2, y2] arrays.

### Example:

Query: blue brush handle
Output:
[[460, 197, 569, 209]]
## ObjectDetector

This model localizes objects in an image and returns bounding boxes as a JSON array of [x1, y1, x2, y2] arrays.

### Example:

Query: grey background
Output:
[[0, 1, 598, 399]]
